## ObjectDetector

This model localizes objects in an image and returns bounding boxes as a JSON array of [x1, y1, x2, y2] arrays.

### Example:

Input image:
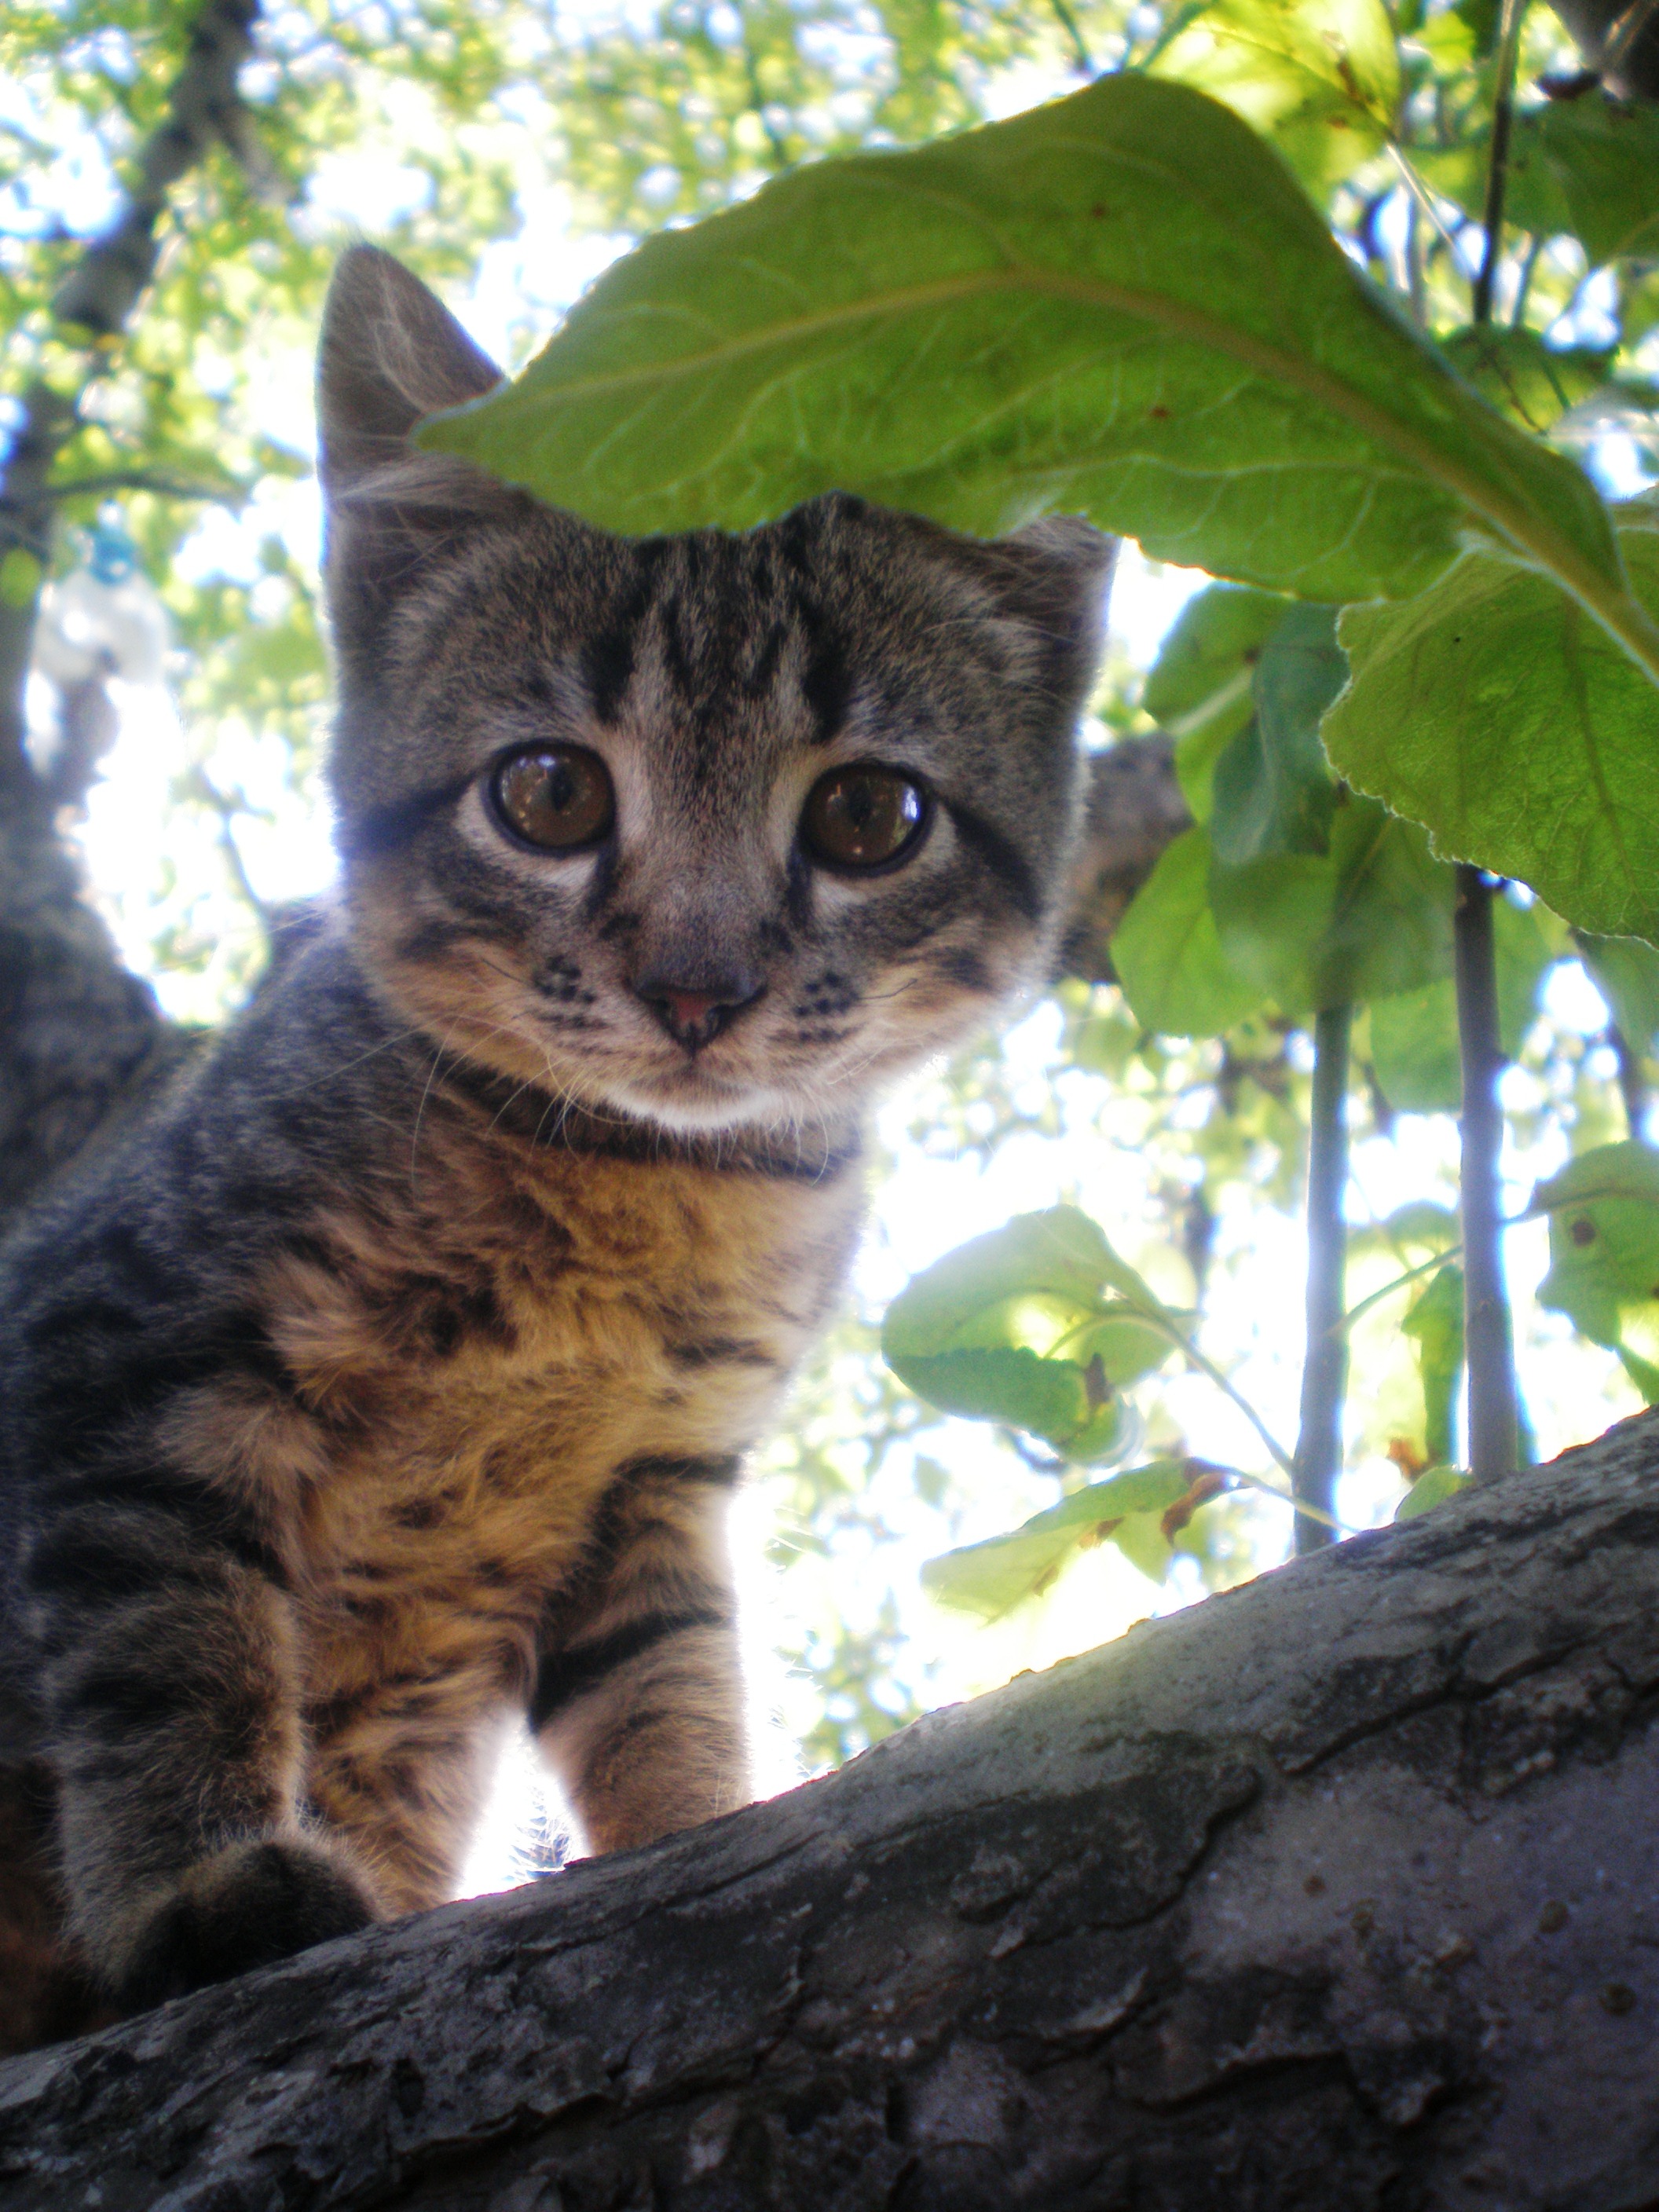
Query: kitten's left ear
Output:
[[989, 515, 1118, 705]]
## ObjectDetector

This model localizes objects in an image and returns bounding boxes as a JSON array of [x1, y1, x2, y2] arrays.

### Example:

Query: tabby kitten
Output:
[[0, 245, 1111, 2038]]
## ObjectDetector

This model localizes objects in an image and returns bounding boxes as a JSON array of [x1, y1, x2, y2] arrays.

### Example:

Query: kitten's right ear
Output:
[[317, 245, 503, 496]]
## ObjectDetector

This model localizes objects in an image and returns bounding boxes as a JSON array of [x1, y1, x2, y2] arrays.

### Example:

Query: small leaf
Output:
[[882, 1206, 1114, 1361], [921, 1462, 1190, 1621], [1394, 1464, 1470, 1522], [1210, 604, 1344, 866], [1401, 1262, 1464, 1467], [1114, 826, 1267, 1038], [1106, 1511, 1173, 1586], [1535, 1141, 1659, 1366], [1441, 328, 1613, 434], [1579, 934, 1659, 1051], [1417, 101, 1659, 269], [1325, 508, 1659, 944], [886, 1345, 1093, 1446], [1144, 582, 1289, 824]]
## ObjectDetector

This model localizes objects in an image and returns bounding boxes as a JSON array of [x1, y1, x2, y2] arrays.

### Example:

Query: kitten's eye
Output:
[[492, 747, 614, 851], [801, 765, 928, 872]]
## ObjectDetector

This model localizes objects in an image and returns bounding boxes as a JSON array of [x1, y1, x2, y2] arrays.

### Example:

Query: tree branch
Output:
[[1294, 1000, 1351, 1553], [7, 1411, 1659, 2203]]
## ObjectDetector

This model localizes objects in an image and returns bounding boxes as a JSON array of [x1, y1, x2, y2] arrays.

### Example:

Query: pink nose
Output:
[[662, 989, 720, 1034], [633, 971, 766, 1050]]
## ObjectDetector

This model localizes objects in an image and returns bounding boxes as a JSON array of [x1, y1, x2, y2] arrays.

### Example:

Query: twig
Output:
[[1454, 2, 1529, 1487], [1456, 869, 1522, 1481], [1473, 0, 1527, 324], [1294, 1004, 1351, 1555], [1049, 0, 1095, 75]]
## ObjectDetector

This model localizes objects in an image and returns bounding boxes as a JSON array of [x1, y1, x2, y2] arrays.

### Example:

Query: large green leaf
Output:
[[1113, 826, 1268, 1037], [1211, 602, 1343, 864], [921, 1462, 1192, 1620], [422, 75, 1635, 622], [1417, 101, 1659, 269], [1325, 504, 1659, 943], [1144, 582, 1289, 822], [1534, 1140, 1659, 1397], [1152, 0, 1400, 187]]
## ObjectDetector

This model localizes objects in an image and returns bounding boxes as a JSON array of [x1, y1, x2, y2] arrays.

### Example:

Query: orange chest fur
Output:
[[189, 1140, 864, 1616]]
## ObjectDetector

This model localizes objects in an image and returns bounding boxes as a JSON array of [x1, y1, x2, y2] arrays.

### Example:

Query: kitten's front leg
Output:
[[532, 1460, 752, 1853], [28, 1470, 382, 2009]]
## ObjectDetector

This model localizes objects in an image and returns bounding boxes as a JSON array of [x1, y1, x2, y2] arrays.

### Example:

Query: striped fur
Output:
[[0, 247, 1111, 2044]]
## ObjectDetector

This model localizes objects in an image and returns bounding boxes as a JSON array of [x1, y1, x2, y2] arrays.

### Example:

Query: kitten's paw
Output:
[[114, 1837, 380, 2011]]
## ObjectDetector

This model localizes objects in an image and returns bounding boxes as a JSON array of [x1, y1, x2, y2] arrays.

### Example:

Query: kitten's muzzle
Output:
[[632, 967, 767, 1053]]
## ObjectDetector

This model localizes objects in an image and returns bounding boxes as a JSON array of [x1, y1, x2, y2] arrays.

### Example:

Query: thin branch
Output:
[[1049, 0, 1096, 75], [5, 470, 247, 510], [1294, 1003, 1352, 1555], [1456, 869, 1522, 1481], [1473, 0, 1529, 324]]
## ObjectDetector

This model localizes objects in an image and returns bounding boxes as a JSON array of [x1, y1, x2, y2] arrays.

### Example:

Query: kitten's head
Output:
[[317, 247, 1113, 1137]]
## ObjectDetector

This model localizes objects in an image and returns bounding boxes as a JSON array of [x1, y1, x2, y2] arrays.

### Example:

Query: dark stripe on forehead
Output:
[[946, 800, 1042, 921], [583, 541, 668, 723]]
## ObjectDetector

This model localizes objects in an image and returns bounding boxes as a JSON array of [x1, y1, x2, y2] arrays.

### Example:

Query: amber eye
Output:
[[800, 765, 928, 872], [491, 746, 614, 851]]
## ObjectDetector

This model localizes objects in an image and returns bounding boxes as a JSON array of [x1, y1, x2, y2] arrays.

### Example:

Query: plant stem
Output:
[[1473, 0, 1528, 323], [1452, 0, 1527, 1485], [1294, 1003, 1351, 1554], [1613, 1025, 1649, 1138], [1455, 866, 1521, 1481]]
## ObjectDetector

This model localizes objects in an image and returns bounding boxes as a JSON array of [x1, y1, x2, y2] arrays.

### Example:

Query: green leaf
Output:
[[0, 548, 42, 609], [1144, 582, 1290, 823], [1210, 604, 1343, 864], [1369, 982, 1462, 1111], [1394, 1464, 1470, 1522], [1367, 892, 1551, 1111], [1401, 1261, 1464, 1467], [1579, 934, 1659, 1051], [422, 75, 1628, 613], [881, 1207, 1174, 1453], [1114, 826, 1268, 1037], [1441, 328, 1613, 435], [921, 1461, 1190, 1620], [1210, 799, 1452, 1016], [1325, 504, 1659, 943], [1151, 0, 1401, 187], [1535, 1141, 1659, 1364], [1417, 101, 1659, 269], [882, 1205, 1115, 1360]]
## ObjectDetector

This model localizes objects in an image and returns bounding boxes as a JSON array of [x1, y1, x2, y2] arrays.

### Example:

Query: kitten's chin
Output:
[[598, 1068, 808, 1138]]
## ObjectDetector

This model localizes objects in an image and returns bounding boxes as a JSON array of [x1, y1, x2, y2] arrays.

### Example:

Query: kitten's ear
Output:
[[991, 515, 1117, 705], [317, 245, 503, 495]]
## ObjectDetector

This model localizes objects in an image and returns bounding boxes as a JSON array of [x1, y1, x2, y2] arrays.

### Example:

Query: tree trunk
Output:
[[4, 1409, 1657, 2210]]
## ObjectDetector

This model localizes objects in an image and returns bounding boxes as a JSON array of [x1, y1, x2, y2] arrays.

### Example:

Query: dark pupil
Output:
[[813, 771, 923, 866], [497, 748, 612, 848]]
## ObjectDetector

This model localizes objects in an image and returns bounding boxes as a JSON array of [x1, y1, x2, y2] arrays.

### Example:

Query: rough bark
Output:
[[5, 1410, 1659, 2210]]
